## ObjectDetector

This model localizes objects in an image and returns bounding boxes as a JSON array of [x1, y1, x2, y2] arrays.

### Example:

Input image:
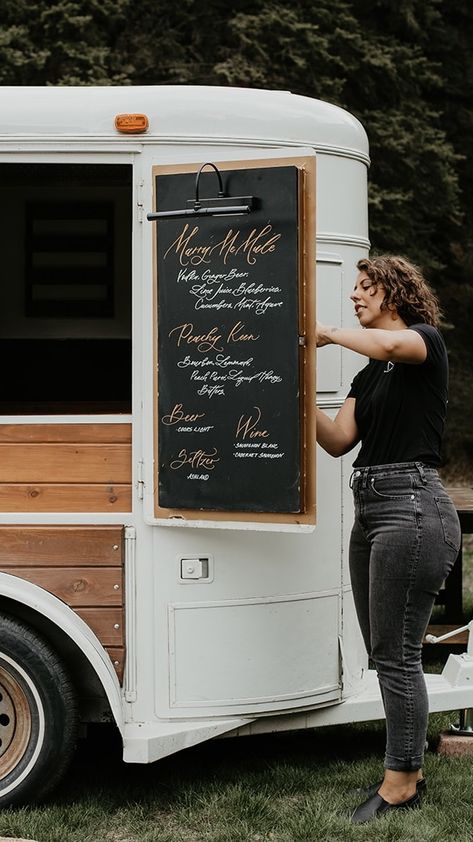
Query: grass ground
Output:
[[0, 547, 471, 842], [1, 713, 472, 842]]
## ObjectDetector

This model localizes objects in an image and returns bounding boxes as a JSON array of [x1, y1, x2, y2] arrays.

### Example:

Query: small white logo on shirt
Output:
[[384, 361, 395, 373]]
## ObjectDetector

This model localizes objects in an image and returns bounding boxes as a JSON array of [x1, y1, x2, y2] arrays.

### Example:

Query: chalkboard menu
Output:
[[153, 159, 316, 521]]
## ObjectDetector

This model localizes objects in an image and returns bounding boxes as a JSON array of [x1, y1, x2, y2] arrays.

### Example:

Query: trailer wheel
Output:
[[0, 613, 78, 806]]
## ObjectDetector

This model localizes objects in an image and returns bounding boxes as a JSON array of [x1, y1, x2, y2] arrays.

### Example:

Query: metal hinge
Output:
[[137, 459, 145, 501], [136, 179, 144, 223]]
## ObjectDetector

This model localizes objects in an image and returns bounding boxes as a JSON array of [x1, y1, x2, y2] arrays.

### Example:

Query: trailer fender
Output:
[[0, 571, 123, 731]]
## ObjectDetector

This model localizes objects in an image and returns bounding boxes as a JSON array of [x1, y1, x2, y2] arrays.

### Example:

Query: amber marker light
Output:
[[114, 114, 149, 134]]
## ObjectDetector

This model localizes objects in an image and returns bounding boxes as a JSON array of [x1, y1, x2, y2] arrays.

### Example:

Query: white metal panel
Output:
[[0, 87, 369, 162], [316, 155, 369, 246], [316, 255, 343, 392], [123, 717, 252, 763], [168, 591, 340, 713]]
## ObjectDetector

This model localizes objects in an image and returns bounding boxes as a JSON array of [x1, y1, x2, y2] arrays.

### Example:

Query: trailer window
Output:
[[26, 200, 115, 318], [0, 163, 132, 414]]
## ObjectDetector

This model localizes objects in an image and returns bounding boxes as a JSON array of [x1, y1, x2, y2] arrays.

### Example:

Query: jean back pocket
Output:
[[434, 496, 461, 552]]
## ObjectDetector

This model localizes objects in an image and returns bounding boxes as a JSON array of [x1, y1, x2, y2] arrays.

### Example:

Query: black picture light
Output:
[[147, 162, 254, 221]]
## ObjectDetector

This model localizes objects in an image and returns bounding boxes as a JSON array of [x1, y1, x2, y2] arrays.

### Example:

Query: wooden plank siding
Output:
[[0, 424, 132, 443], [0, 424, 132, 512], [0, 525, 123, 565], [0, 525, 126, 682], [6, 567, 123, 605], [0, 484, 131, 512], [0, 444, 130, 482]]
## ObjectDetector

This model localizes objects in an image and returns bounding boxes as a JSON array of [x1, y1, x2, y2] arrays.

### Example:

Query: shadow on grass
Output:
[[47, 643, 465, 810], [52, 717, 388, 809]]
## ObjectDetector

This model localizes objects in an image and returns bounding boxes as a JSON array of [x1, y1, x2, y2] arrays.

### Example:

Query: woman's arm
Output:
[[316, 322, 427, 364], [316, 398, 359, 457]]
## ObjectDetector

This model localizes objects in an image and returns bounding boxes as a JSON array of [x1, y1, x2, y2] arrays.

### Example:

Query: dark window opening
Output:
[[26, 201, 115, 318], [0, 163, 132, 414]]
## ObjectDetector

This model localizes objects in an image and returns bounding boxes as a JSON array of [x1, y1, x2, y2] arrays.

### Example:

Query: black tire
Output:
[[0, 612, 78, 807]]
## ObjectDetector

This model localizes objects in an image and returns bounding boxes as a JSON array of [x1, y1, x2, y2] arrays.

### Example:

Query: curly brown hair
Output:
[[356, 255, 442, 327]]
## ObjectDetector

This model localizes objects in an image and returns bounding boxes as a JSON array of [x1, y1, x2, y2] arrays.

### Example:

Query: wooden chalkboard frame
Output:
[[152, 155, 316, 527]]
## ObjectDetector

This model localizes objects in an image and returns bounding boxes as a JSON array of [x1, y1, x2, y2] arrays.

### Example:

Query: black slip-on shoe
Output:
[[349, 777, 427, 800], [350, 791, 421, 824]]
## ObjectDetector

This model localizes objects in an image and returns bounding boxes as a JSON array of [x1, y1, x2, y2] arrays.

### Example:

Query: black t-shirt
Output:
[[347, 324, 448, 468]]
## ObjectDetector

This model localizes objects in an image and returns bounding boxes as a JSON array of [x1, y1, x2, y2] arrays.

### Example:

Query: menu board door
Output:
[[152, 156, 316, 526]]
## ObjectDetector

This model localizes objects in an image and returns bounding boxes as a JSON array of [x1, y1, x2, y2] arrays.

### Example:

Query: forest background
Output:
[[1, 0, 472, 479]]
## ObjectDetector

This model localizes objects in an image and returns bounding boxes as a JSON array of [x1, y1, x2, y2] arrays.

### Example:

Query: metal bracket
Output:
[[137, 459, 145, 502], [425, 619, 473, 655], [147, 162, 254, 221]]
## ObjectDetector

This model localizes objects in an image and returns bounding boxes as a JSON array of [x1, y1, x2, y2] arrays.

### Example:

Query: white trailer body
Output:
[[0, 85, 470, 804]]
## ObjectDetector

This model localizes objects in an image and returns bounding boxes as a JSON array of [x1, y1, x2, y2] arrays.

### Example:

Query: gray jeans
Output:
[[349, 462, 461, 771]]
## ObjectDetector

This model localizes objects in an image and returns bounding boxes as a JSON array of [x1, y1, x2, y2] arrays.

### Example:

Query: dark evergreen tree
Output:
[[423, 1, 473, 472], [203, 0, 461, 273], [0, 0, 129, 85], [0, 0, 471, 472]]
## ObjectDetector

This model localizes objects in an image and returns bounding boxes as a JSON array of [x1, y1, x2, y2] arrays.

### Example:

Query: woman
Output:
[[316, 255, 461, 825]]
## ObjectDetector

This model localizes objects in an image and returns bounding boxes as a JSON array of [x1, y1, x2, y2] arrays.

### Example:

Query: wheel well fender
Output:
[[0, 572, 123, 731]]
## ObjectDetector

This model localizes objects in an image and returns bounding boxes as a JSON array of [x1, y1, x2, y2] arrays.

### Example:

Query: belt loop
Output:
[[349, 470, 355, 489], [416, 462, 425, 483]]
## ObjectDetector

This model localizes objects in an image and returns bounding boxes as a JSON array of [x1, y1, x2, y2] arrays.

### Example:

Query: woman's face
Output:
[[350, 271, 393, 328]]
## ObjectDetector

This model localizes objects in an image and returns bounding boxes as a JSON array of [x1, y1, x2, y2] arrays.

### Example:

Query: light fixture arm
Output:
[[147, 162, 254, 221]]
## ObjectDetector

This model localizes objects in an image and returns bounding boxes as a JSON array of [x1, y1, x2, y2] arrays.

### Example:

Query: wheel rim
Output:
[[0, 664, 32, 780]]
